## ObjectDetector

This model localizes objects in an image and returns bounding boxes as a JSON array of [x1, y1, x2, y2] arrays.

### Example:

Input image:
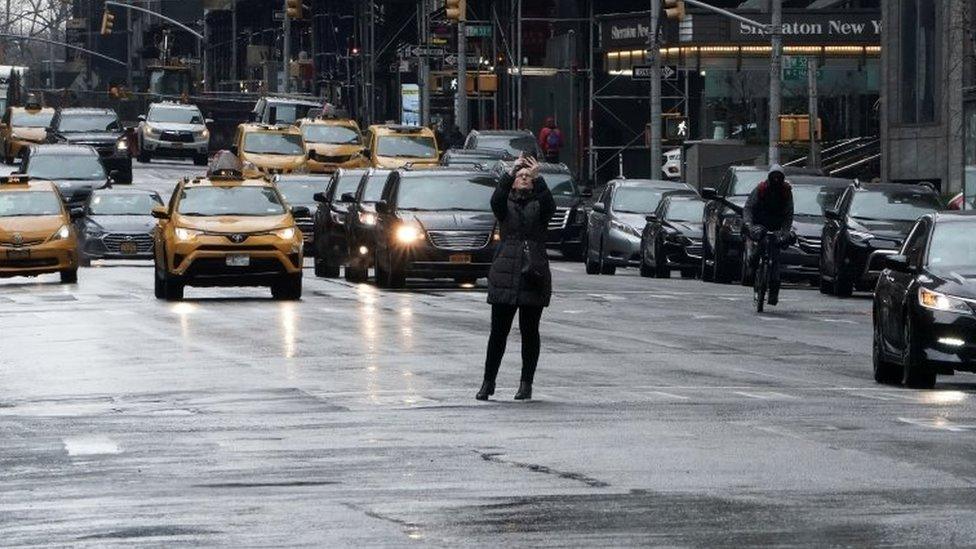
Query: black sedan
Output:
[[873, 211, 976, 388], [273, 174, 323, 255], [311, 168, 368, 278], [22, 144, 114, 209], [77, 189, 163, 265], [821, 182, 942, 297], [372, 168, 498, 288], [48, 108, 132, 184], [640, 195, 705, 278], [343, 168, 391, 282]]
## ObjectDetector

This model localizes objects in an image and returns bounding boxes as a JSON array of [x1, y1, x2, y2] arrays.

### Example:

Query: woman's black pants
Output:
[[483, 304, 544, 384]]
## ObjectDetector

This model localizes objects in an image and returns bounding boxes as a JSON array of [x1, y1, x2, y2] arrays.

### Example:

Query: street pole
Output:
[[649, 0, 662, 179], [807, 56, 820, 169], [126, 6, 132, 87], [419, 0, 429, 126], [768, 0, 782, 165], [282, 0, 290, 93], [231, 0, 238, 86], [456, 18, 467, 133], [516, 0, 522, 129]]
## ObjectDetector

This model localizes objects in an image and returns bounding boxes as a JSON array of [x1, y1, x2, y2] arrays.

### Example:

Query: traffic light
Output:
[[285, 0, 302, 20], [100, 10, 115, 35], [664, 0, 685, 21], [445, 0, 466, 22]]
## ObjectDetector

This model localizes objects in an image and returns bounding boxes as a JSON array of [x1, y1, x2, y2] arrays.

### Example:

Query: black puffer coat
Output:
[[487, 173, 556, 307]]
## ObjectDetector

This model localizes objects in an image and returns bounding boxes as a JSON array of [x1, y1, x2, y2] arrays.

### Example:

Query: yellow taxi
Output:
[[231, 123, 307, 174], [1, 102, 55, 164], [364, 124, 440, 169], [295, 117, 368, 173], [151, 152, 306, 301], [0, 174, 80, 283]]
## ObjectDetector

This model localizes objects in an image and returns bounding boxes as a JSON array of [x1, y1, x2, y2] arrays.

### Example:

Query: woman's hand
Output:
[[523, 156, 541, 180]]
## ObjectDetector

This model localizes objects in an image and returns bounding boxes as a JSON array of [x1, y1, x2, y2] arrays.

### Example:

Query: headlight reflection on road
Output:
[[170, 302, 198, 343], [919, 390, 967, 405], [357, 283, 381, 403], [278, 301, 298, 362]]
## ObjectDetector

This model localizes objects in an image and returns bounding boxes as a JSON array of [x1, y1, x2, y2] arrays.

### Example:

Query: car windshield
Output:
[[850, 189, 942, 221], [729, 171, 765, 195], [266, 103, 315, 125], [361, 174, 387, 202], [376, 135, 437, 158], [613, 187, 679, 213], [243, 132, 304, 155], [546, 175, 577, 197], [397, 176, 494, 211], [333, 173, 365, 198], [149, 107, 203, 124], [928, 222, 976, 271], [277, 180, 319, 205], [479, 135, 537, 156], [0, 191, 63, 217], [302, 124, 361, 144], [27, 154, 106, 180], [792, 184, 847, 216], [57, 113, 119, 132], [11, 110, 53, 127], [89, 193, 161, 215], [178, 186, 286, 216], [666, 200, 705, 222]]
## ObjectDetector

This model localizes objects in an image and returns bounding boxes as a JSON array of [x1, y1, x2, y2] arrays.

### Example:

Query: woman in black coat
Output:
[[477, 156, 556, 401]]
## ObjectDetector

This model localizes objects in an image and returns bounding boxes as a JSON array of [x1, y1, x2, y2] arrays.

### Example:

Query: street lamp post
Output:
[[768, 0, 782, 165]]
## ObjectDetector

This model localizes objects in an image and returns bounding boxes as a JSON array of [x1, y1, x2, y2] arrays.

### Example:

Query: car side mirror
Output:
[[884, 254, 912, 272], [69, 207, 85, 220], [340, 192, 356, 203], [645, 214, 659, 224], [824, 208, 840, 221], [701, 187, 718, 200], [580, 187, 594, 198], [592, 203, 606, 214], [137, 114, 146, 122], [151, 206, 170, 220], [375, 200, 389, 214], [313, 191, 328, 203], [205, 118, 214, 125], [291, 206, 311, 217], [229, 145, 238, 156]]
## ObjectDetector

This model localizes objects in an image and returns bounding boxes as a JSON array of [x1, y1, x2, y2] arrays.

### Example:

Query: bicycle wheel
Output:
[[754, 259, 767, 313]]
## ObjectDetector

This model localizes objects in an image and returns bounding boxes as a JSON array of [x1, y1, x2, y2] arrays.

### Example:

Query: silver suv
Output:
[[136, 102, 211, 165]]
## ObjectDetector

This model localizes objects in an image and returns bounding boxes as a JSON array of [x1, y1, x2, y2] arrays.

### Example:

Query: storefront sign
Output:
[[731, 13, 880, 43], [600, 15, 680, 49]]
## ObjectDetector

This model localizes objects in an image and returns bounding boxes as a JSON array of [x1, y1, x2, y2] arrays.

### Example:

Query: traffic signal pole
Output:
[[649, 2, 662, 178], [456, 19, 467, 134], [282, 0, 291, 93]]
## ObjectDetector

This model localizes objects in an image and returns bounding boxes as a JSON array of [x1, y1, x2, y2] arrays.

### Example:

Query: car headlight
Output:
[[359, 212, 377, 226], [116, 137, 128, 151], [274, 227, 297, 240], [395, 223, 424, 244], [49, 224, 71, 241], [144, 124, 160, 137], [610, 219, 640, 237], [174, 227, 203, 242], [848, 230, 875, 243], [199, 128, 210, 139], [84, 226, 103, 237], [918, 287, 973, 314]]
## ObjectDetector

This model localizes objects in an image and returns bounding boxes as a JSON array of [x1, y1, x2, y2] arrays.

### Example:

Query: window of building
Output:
[[899, 0, 939, 124]]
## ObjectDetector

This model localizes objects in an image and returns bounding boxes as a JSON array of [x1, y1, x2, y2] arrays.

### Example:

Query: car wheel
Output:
[[562, 244, 584, 262], [164, 277, 184, 301], [59, 268, 78, 284], [654, 241, 670, 278], [271, 273, 303, 300], [680, 269, 697, 279], [598, 241, 615, 275], [873, 314, 900, 384], [639, 248, 654, 278], [701, 239, 715, 282], [117, 167, 133, 185], [833, 266, 854, 297], [713, 238, 731, 283], [373, 250, 389, 287], [345, 264, 368, 282], [387, 253, 406, 288], [154, 264, 165, 299], [193, 153, 208, 166], [819, 275, 834, 295], [902, 312, 936, 389], [79, 251, 92, 267], [585, 249, 600, 274], [137, 150, 151, 163]]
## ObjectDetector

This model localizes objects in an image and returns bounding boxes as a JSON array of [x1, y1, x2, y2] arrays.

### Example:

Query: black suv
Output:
[[273, 174, 321, 255], [491, 161, 590, 260], [343, 168, 391, 282], [48, 108, 132, 184], [820, 182, 942, 296], [311, 168, 369, 278], [640, 194, 706, 279], [372, 168, 499, 288], [701, 165, 822, 283]]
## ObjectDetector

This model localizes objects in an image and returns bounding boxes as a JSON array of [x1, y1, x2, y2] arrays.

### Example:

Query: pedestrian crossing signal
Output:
[[445, 0, 466, 22], [100, 10, 115, 35]]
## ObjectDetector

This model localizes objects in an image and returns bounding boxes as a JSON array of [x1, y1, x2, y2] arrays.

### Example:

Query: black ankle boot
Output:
[[514, 381, 532, 400], [476, 380, 495, 401]]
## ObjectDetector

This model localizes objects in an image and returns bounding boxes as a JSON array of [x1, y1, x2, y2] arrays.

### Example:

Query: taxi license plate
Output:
[[449, 254, 471, 264], [226, 254, 250, 267], [119, 242, 138, 255], [7, 249, 29, 260]]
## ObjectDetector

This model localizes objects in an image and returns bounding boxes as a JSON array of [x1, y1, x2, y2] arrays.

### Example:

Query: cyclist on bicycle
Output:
[[742, 164, 794, 306]]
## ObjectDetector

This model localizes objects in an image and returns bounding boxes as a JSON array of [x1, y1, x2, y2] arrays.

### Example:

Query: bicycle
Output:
[[750, 228, 792, 313]]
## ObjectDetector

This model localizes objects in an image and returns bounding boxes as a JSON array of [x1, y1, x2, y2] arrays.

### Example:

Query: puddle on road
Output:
[[62, 435, 122, 456]]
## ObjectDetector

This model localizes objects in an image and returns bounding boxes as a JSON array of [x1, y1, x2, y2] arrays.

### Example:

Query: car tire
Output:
[[562, 244, 585, 263], [345, 264, 368, 282], [164, 277, 184, 301], [314, 248, 341, 278], [819, 275, 834, 295], [193, 153, 208, 166], [387, 255, 406, 288], [680, 269, 697, 279], [271, 273, 303, 300], [154, 264, 165, 299], [373, 251, 389, 287], [639, 249, 654, 278], [585, 252, 600, 275], [713, 238, 731, 283], [79, 251, 92, 267], [116, 167, 133, 185], [454, 276, 478, 285], [654, 242, 670, 278], [873, 315, 900, 384], [137, 150, 151, 163], [701, 241, 715, 282], [59, 269, 78, 284], [902, 312, 936, 389], [833, 266, 854, 297], [598, 241, 615, 275]]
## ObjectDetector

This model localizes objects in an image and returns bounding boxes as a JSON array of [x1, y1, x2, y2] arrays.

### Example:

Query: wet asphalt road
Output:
[[3, 161, 976, 546]]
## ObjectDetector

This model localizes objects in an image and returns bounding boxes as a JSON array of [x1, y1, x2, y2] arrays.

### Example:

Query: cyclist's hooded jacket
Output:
[[743, 164, 794, 232]]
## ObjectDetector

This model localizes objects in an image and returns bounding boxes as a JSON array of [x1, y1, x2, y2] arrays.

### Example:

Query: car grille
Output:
[[296, 219, 314, 242], [75, 141, 114, 156], [796, 235, 821, 254], [159, 131, 194, 143], [102, 233, 153, 253], [315, 154, 353, 163], [0, 237, 46, 247], [427, 230, 491, 251], [549, 207, 571, 230]]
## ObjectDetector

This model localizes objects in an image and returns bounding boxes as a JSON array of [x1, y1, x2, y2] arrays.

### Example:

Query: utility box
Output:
[[683, 140, 766, 190]]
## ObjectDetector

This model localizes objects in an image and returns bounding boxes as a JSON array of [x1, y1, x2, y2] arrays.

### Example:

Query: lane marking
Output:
[[733, 391, 798, 400], [62, 435, 122, 456], [898, 417, 976, 432], [648, 391, 690, 400]]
